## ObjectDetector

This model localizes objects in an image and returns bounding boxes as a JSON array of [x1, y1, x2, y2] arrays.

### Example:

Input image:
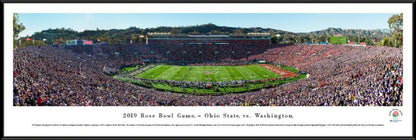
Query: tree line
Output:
[[13, 13, 402, 48]]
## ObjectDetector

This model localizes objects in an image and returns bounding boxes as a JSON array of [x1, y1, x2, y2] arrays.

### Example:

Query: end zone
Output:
[[259, 64, 298, 78]]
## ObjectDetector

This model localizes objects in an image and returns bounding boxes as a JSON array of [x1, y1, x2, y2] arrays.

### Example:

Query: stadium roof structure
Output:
[[147, 32, 171, 35], [247, 32, 271, 36], [188, 35, 229, 38]]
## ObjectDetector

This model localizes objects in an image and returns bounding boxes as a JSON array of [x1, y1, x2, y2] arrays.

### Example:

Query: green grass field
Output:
[[135, 65, 281, 82], [114, 64, 307, 95], [330, 36, 347, 45]]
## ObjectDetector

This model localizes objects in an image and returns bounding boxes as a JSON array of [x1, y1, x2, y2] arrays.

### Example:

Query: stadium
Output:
[[13, 32, 403, 106], [111, 34, 307, 95]]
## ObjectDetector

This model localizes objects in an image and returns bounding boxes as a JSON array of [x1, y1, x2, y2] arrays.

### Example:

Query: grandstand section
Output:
[[13, 39, 403, 106], [146, 34, 271, 45]]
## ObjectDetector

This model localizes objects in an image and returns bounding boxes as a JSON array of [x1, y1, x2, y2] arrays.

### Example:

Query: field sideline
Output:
[[135, 64, 283, 82]]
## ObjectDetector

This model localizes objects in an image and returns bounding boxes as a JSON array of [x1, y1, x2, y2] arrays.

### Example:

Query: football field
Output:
[[114, 64, 305, 94], [135, 64, 282, 82]]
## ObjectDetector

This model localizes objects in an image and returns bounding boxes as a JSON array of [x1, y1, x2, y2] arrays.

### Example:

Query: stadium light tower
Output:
[[145, 35, 148, 45]]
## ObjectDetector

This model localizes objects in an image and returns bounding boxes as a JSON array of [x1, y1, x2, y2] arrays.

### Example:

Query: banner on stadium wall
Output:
[[83, 40, 93, 45]]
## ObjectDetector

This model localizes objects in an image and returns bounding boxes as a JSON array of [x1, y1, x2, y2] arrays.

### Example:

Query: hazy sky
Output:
[[18, 13, 396, 37]]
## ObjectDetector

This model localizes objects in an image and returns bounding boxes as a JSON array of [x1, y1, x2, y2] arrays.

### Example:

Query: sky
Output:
[[17, 13, 396, 37]]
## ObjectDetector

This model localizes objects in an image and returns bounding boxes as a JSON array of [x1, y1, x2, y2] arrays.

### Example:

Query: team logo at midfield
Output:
[[389, 109, 402, 123]]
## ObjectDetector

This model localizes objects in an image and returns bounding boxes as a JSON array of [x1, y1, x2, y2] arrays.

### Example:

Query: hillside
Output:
[[306, 27, 391, 38], [24, 24, 391, 45]]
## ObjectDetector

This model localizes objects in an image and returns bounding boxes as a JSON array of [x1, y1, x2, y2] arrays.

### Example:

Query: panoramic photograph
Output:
[[13, 13, 403, 106]]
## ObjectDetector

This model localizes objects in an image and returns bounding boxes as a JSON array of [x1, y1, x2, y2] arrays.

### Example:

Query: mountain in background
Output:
[[143, 23, 290, 35], [305, 27, 391, 37], [25, 23, 391, 44]]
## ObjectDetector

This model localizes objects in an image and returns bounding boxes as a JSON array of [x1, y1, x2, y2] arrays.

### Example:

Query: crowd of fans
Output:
[[146, 43, 275, 62], [13, 43, 403, 106]]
